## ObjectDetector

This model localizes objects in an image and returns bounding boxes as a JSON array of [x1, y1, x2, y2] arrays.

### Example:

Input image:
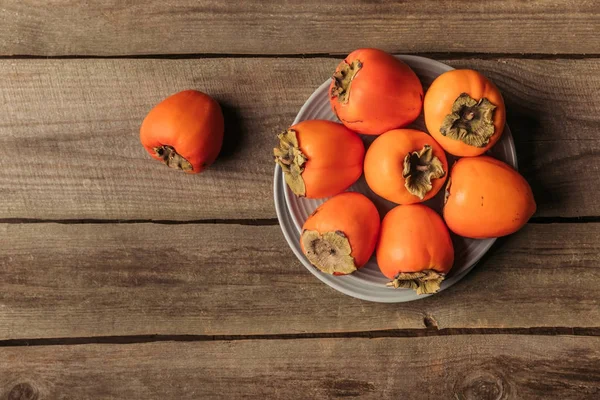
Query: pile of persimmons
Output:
[[274, 49, 536, 295], [138, 48, 535, 296]]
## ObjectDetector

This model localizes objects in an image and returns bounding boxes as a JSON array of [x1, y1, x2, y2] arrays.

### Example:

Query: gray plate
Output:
[[274, 55, 517, 302]]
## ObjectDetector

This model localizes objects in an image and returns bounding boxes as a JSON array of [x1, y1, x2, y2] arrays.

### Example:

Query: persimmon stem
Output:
[[402, 145, 445, 200], [301, 230, 356, 275], [153, 145, 193, 172], [273, 129, 307, 196], [387, 270, 445, 295], [330, 59, 362, 104], [440, 93, 497, 148]]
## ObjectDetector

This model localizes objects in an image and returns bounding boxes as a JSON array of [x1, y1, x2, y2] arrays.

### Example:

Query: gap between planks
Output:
[[1, 327, 599, 348], [0, 217, 599, 225], [0, 52, 598, 61], [0, 218, 280, 226]]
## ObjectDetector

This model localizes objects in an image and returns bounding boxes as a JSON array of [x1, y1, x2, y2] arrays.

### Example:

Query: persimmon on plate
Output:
[[378, 204, 454, 295], [444, 156, 536, 239], [275, 55, 519, 303], [424, 69, 505, 157], [274, 120, 364, 199], [300, 192, 380, 276], [329, 48, 423, 135], [364, 129, 448, 204]]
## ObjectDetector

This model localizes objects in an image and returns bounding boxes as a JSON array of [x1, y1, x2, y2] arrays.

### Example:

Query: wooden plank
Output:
[[0, 57, 318, 220], [1, 335, 599, 399], [0, 222, 598, 339], [0, 1, 598, 56], [0, 58, 598, 220]]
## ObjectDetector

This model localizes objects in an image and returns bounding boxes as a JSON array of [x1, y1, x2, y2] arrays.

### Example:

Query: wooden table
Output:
[[1, 1, 599, 399]]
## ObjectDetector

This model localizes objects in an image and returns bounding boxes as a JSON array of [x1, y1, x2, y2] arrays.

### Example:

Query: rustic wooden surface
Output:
[[1, 336, 599, 400], [1, 58, 598, 220], [0, 0, 598, 56], [1, 0, 599, 399], [0, 222, 598, 339]]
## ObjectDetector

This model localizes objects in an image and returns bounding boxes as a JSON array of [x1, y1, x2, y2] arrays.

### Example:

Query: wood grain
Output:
[[0, 58, 598, 220], [1, 335, 599, 399], [0, 1, 598, 56], [0, 222, 598, 339]]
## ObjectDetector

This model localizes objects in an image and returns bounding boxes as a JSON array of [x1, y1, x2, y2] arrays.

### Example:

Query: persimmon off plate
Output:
[[274, 55, 517, 302]]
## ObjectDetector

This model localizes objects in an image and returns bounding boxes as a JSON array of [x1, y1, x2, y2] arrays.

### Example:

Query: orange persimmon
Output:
[[301, 192, 380, 275], [274, 120, 364, 198], [424, 69, 505, 157], [444, 156, 536, 238], [329, 48, 423, 135], [377, 204, 454, 294], [140, 90, 224, 173], [364, 129, 448, 204]]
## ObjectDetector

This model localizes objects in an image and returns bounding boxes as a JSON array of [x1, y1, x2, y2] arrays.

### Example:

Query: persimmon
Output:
[[301, 192, 380, 275], [364, 129, 448, 204], [424, 69, 505, 157], [377, 204, 454, 294], [444, 156, 536, 238], [273, 120, 364, 198], [140, 90, 224, 173], [329, 48, 423, 135]]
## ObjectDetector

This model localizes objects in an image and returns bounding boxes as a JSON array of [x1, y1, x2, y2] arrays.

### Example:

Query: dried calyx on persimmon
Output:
[[402, 145, 445, 200], [440, 93, 496, 148], [274, 129, 307, 196], [153, 145, 193, 172], [387, 270, 446, 295], [330, 59, 362, 104], [301, 230, 356, 275]]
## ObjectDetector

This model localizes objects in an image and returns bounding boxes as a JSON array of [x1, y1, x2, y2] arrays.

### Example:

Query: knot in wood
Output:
[[8, 383, 39, 400], [454, 370, 509, 400]]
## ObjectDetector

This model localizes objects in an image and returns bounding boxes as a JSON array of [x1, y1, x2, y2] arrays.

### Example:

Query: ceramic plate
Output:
[[274, 55, 517, 302]]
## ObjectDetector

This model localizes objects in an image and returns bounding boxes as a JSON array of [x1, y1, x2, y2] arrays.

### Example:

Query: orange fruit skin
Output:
[[377, 204, 454, 279], [295, 120, 365, 198], [424, 69, 505, 157], [443, 156, 536, 239], [364, 129, 448, 204], [301, 192, 380, 270], [329, 48, 423, 135], [140, 90, 224, 173]]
